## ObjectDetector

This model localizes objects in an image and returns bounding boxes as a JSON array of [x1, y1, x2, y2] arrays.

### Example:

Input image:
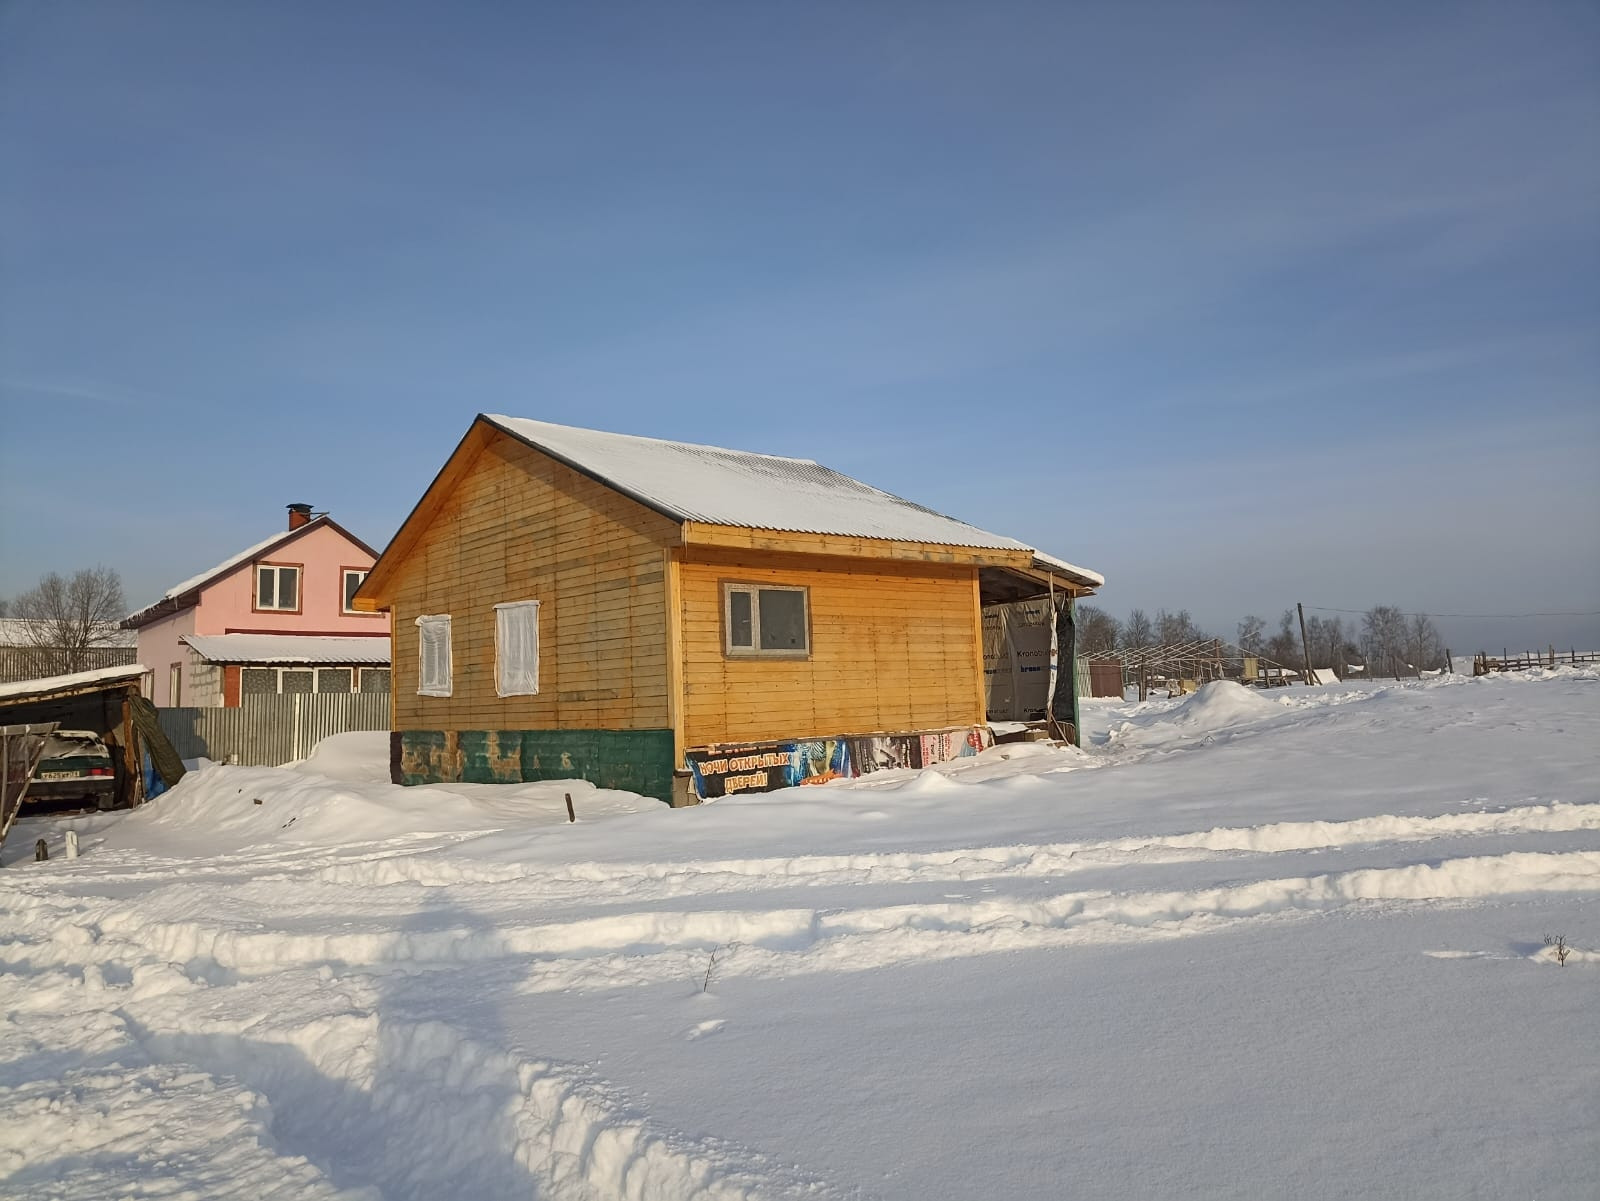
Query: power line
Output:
[[1303, 605, 1600, 620]]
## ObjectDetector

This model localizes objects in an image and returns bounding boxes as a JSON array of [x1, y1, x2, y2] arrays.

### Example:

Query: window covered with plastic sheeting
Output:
[[416, 615, 452, 697], [495, 600, 540, 696]]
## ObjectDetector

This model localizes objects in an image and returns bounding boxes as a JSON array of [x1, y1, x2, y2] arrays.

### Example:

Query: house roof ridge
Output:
[[122, 516, 381, 629]]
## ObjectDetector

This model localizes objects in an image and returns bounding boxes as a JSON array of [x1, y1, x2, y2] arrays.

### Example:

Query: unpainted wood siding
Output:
[[389, 435, 679, 732], [679, 548, 983, 747]]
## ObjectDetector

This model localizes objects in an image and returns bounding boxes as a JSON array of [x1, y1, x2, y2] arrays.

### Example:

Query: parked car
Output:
[[25, 731, 118, 810]]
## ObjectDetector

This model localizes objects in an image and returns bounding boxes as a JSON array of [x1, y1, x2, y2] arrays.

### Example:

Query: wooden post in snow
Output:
[[120, 697, 139, 809], [1296, 603, 1315, 686], [564, 792, 576, 823]]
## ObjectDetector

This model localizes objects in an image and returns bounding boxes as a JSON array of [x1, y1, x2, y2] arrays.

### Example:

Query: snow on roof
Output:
[[0, 663, 149, 703], [0, 618, 137, 649], [124, 527, 303, 626], [1029, 550, 1106, 589], [121, 516, 377, 628], [182, 634, 391, 665], [485, 415, 1052, 553]]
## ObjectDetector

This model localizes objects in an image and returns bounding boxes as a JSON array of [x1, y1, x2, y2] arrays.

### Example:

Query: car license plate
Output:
[[38, 771, 78, 780]]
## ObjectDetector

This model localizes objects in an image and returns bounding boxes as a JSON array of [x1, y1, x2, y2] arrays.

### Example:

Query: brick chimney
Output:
[[287, 502, 314, 530]]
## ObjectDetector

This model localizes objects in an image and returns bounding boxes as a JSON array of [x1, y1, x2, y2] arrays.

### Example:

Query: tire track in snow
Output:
[[305, 799, 1600, 900], [11, 850, 1595, 990]]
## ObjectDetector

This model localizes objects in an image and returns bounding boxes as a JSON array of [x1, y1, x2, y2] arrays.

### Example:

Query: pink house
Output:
[[124, 504, 390, 707]]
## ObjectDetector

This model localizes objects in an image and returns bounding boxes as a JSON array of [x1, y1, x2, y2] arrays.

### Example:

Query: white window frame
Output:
[[722, 583, 810, 658], [342, 569, 370, 614], [255, 563, 301, 612], [494, 600, 540, 696], [416, 614, 453, 697]]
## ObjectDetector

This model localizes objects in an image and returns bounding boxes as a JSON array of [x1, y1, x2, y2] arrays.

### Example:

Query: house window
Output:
[[494, 600, 540, 696], [343, 569, 369, 613], [169, 662, 182, 705], [256, 564, 301, 612], [239, 665, 379, 695], [723, 584, 809, 657], [417, 614, 452, 697]]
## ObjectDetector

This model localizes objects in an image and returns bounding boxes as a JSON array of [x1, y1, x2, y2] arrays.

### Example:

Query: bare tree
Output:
[[1075, 605, 1121, 654], [1122, 608, 1154, 650], [1156, 608, 1204, 645], [1237, 614, 1266, 654], [1406, 612, 1446, 672], [1261, 608, 1298, 666], [10, 567, 126, 676], [1362, 605, 1410, 677]]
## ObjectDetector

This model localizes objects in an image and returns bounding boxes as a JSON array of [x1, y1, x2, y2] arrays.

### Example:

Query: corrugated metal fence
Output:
[[157, 694, 390, 767], [0, 646, 138, 685]]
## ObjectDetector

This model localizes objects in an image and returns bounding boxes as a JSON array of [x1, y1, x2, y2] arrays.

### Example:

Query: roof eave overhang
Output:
[[122, 591, 200, 630], [680, 521, 1036, 567]]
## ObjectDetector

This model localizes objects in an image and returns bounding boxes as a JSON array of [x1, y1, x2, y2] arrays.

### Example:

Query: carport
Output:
[[0, 665, 185, 852]]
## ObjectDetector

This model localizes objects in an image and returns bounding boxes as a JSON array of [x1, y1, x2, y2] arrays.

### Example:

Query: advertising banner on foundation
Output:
[[685, 738, 851, 799], [686, 727, 993, 798]]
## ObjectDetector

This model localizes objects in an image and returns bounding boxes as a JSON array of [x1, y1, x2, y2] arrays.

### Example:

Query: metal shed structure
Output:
[[0, 666, 185, 851]]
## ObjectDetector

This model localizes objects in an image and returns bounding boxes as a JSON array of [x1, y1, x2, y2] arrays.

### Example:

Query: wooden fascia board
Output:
[[352, 420, 498, 611], [680, 522, 1036, 568]]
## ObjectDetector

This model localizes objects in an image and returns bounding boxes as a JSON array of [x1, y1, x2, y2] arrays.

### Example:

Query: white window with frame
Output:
[[255, 563, 301, 611], [342, 569, 369, 613], [416, 614, 453, 697], [494, 600, 540, 696], [723, 583, 810, 657]]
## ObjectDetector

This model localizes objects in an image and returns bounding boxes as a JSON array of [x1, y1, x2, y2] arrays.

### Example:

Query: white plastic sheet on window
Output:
[[495, 600, 540, 696], [416, 614, 453, 697]]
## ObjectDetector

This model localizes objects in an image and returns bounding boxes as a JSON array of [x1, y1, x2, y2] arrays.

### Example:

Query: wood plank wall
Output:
[[389, 435, 679, 733], [678, 548, 983, 748]]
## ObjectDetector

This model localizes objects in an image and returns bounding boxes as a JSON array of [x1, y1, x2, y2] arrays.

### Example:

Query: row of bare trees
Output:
[[0, 567, 129, 678], [1075, 601, 1448, 675]]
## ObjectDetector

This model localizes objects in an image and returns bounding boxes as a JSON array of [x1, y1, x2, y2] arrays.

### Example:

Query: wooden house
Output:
[[352, 415, 1102, 803]]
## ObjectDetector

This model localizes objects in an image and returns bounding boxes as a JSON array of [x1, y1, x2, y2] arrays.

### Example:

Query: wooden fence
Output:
[[1473, 648, 1600, 675], [157, 693, 390, 767]]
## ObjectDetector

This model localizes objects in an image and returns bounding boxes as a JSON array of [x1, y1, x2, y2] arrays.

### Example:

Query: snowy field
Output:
[[2, 671, 1596, 1200]]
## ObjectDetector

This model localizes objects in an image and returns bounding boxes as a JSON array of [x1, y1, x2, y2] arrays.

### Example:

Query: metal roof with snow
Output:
[[123, 516, 382, 628], [484, 415, 1104, 585], [0, 664, 149, 704], [181, 634, 391, 666], [0, 618, 137, 649]]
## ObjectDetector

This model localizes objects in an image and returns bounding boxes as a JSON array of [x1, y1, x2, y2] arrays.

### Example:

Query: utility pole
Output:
[[1297, 602, 1316, 686]]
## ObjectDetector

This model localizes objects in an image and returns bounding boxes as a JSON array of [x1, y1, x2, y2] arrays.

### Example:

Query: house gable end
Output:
[[355, 418, 683, 612]]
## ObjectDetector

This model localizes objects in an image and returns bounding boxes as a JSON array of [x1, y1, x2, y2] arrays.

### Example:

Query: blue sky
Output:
[[2, 1, 1597, 652]]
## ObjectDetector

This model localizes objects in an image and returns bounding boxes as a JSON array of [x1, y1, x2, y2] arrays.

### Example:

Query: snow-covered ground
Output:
[[2, 671, 1596, 1200]]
